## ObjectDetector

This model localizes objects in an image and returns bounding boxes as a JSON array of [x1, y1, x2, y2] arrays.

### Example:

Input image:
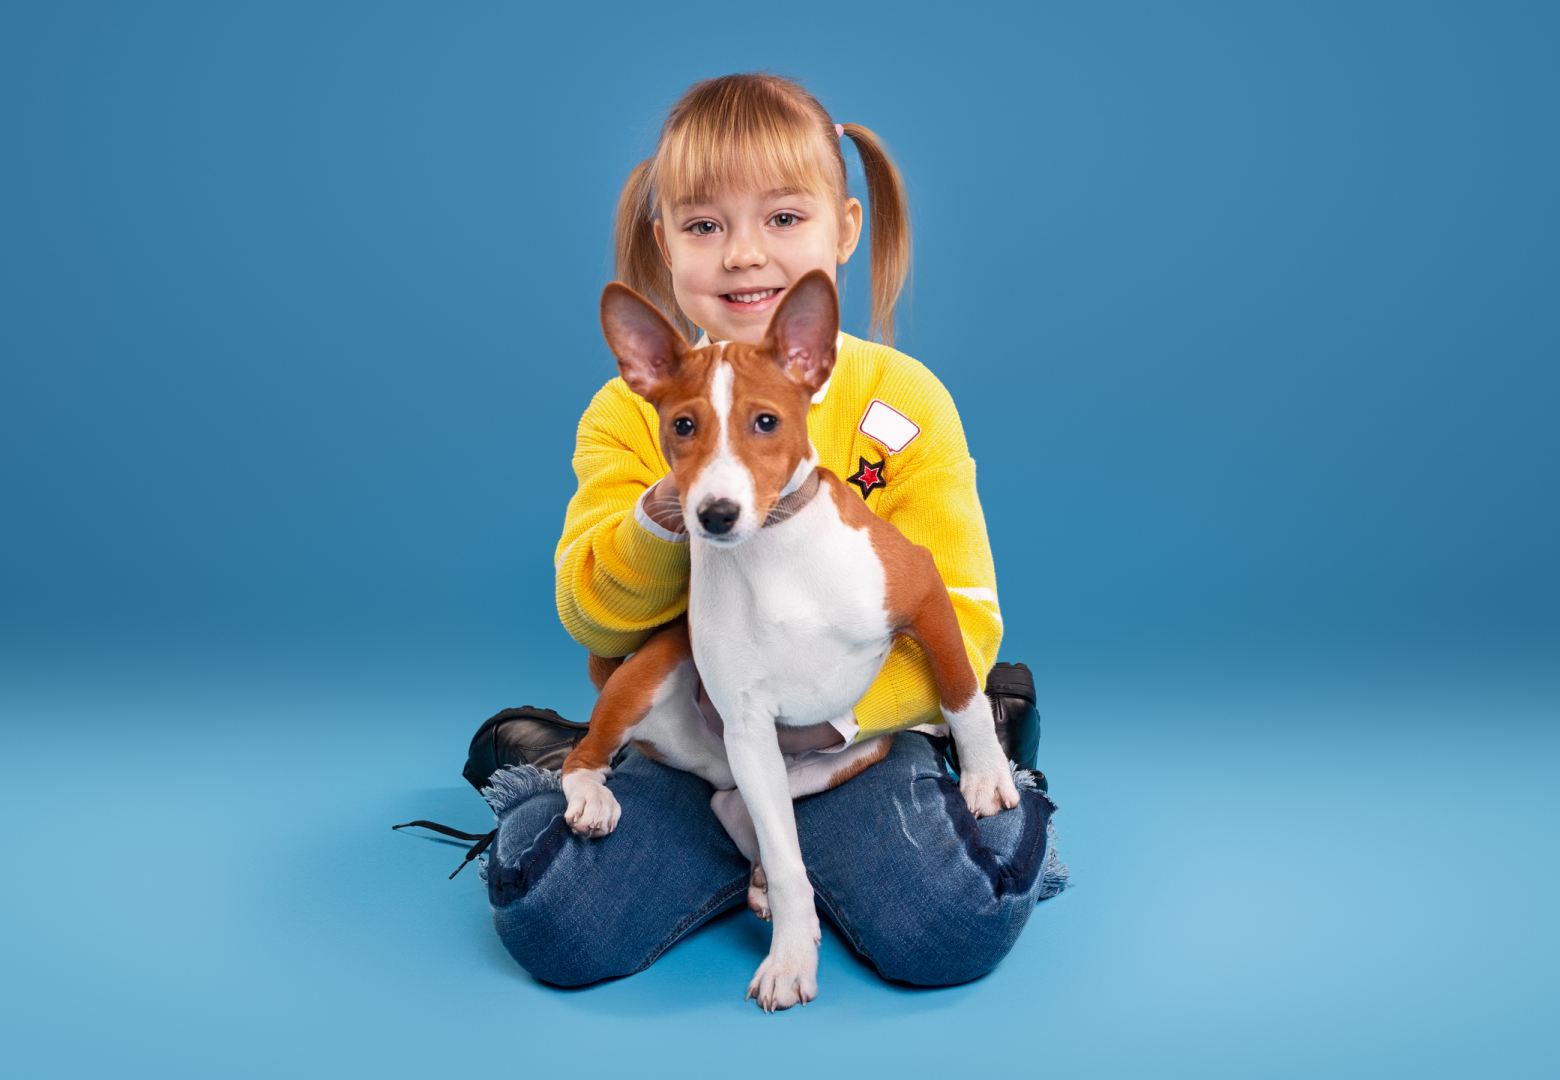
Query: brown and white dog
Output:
[[559, 269, 1019, 1011]]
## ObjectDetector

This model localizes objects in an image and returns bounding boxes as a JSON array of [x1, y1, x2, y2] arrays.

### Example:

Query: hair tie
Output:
[[834, 122, 844, 138]]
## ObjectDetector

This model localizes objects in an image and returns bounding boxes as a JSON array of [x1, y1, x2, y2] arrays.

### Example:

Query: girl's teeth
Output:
[[728, 289, 778, 303]]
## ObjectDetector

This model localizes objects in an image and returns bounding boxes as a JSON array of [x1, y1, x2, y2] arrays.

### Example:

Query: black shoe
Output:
[[395, 706, 589, 880], [461, 705, 590, 792], [942, 661, 1046, 791]]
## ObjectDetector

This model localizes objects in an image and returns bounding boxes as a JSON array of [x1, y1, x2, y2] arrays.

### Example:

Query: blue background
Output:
[[2, 1, 1555, 1076]]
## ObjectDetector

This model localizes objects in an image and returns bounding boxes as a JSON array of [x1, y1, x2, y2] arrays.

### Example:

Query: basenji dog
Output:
[[559, 268, 1020, 1011]]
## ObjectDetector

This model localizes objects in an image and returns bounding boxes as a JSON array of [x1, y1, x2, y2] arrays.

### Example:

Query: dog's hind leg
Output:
[[710, 736, 895, 922], [561, 618, 692, 838], [709, 788, 769, 919]]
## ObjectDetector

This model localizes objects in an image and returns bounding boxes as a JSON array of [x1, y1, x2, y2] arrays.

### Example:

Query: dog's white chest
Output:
[[690, 494, 893, 725]]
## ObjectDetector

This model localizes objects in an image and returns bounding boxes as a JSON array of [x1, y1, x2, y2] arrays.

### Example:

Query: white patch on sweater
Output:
[[858, 399, 921, 453]]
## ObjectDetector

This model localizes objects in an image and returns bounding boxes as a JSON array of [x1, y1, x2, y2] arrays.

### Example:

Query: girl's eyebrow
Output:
[[674, 187, 814, 209]]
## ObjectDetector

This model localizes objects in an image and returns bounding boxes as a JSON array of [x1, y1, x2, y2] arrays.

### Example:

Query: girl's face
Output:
[[653, 184, 862, 345]]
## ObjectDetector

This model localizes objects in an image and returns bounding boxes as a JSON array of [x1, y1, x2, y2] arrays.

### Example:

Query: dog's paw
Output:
[[959, 767, 1021, 819], [747, 863, 771, 921], [745, 939, 819, 1012], [562, 778, 621, 838]]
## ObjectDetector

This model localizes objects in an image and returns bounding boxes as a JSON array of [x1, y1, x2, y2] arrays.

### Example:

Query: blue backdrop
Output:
[[2, 2, 1554, 1077]]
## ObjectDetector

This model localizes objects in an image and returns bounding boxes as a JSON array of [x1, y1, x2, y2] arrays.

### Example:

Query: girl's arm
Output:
[[554, 379, 691, 657]]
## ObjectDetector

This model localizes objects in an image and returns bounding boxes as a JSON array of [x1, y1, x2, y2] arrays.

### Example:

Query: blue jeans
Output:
[[479, 731, 1069, 988]]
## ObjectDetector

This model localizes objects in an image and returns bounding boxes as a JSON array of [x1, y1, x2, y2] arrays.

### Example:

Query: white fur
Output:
[[690, 489, 895, 726], [625, 486, 898, 781], [591, 479, 896, 1010], [692, 484, 895, 1009], [685, 360, 759, 541]]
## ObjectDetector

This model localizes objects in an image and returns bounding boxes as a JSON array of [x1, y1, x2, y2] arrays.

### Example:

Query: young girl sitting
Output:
[[481, 71, 1068, 997]]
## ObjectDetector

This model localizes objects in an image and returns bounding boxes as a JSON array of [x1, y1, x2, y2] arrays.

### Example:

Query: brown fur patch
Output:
[[646, 347, 723, 502], [644, 341, 819, 533], [822, 734, 895, 786], [718, 341, 820, 523], [563, 617, 692, 775], [587, 653, 624, 692]]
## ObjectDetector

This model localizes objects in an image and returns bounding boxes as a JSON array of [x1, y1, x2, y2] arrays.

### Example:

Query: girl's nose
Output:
[[723, 229, 766, 271]]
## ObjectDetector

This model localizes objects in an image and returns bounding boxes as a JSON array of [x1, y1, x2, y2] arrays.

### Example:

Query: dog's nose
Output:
[[697, 498, 741, 536]]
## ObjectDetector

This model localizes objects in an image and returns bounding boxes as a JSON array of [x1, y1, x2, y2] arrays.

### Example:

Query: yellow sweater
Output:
[[553, 330, 1002, 745]]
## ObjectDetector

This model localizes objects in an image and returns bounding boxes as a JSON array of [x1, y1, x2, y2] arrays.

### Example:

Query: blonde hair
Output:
[[613, 72, 912, 346]]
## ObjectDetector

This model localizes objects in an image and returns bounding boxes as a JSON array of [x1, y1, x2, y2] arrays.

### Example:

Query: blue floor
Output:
[[5, 639, 1554, 1078]]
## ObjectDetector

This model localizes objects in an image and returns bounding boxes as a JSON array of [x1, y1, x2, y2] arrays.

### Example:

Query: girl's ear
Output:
[[764, 269, 839, 395], [601, 282, 689, 401]]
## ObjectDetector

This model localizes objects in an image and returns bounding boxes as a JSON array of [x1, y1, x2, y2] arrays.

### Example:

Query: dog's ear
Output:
[[763, 268, 839, 395], [601, 283, 689, 402]]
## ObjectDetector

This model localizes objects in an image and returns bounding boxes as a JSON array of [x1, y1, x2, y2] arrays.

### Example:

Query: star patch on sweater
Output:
[[847, 456, 888, 500]]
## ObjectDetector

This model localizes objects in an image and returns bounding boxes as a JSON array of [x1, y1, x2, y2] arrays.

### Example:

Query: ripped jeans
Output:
[[479, 731, 1069, 987]]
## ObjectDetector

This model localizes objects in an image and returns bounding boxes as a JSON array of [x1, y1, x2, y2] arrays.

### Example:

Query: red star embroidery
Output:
[[846, 456, 888, 500]]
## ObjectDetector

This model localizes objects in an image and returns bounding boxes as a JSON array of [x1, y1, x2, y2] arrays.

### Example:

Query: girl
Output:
[[481, 72, 1067, 997]]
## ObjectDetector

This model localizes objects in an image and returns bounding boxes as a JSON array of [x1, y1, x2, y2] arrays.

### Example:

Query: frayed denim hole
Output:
[[480, 762, 562, 816], [934, 772, 1052, 900], [483, 764, 577, 905], [486, 813, 572, 908], [1037, 818, 1071, 900], [480, 763, 570, 906]]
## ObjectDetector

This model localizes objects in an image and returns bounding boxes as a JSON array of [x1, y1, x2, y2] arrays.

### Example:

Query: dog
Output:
[[558, 268, 1020, 1011]]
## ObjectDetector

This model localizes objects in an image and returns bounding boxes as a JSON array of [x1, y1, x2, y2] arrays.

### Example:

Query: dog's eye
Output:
[[673, 416, 696, 437], [754, 414, 779, 433]]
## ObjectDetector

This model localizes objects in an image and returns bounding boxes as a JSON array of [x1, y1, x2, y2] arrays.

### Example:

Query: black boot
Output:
[[397, 705, 592, 880], [461, 705, 590, 792], [941, 661, 1046, 791]]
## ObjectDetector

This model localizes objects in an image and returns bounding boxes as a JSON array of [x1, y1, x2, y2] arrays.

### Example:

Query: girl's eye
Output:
[[754, 414, 779, 434], [689, 221, 718, 236], [771, 212, 799, 228], [674, 416, 696, 437]]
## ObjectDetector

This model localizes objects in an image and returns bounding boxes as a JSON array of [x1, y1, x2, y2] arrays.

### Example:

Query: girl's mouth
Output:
[[720, 287, 784, 313]]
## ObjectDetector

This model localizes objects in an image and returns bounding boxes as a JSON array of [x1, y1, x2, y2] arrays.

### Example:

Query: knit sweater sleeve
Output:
[[553, 379, 691, 657], [847, 369, 1004, 742]]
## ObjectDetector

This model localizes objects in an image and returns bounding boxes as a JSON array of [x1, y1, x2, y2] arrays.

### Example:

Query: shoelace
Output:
[[391, 819, 498, 879]]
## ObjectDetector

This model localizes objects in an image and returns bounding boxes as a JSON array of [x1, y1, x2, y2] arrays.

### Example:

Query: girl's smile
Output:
[[720, 286, 786, 314]]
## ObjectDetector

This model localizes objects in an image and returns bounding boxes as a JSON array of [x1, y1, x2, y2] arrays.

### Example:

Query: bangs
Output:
[[651, 101, 840, 214]]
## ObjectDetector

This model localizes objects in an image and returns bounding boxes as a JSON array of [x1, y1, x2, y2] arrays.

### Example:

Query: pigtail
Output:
[[612, 156, 695, 343], [840, 122, 911, 348]]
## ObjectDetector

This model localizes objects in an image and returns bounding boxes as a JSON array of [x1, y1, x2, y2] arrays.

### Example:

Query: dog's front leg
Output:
[[561, 621, 693, 838], [721, 705, 821, 1012], [898, 562, 1020, 818]]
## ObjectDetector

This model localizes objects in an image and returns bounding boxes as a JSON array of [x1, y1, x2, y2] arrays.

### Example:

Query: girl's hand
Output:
[[643, 473, 687, 534]]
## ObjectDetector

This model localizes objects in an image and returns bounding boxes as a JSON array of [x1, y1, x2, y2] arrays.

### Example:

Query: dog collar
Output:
[[761, 467, 821, 528]]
